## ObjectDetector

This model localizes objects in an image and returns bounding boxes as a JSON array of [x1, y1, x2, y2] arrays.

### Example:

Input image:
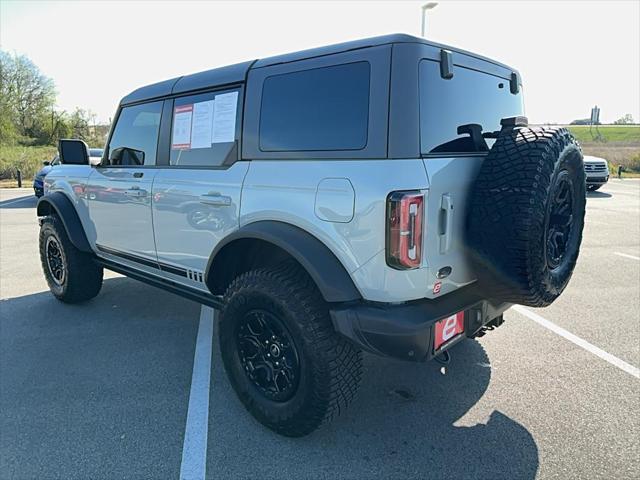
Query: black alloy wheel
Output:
[[545, 171, 575, 270], [236, 309, 300, 402], [45, 235, 66, 286]]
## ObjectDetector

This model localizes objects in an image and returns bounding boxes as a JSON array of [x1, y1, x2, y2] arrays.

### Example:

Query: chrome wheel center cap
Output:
[[269, 344, 281, 358]]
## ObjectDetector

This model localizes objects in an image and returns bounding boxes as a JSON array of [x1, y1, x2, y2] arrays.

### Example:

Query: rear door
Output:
[[151, 87, 247, 290], [87, 101, 163, 270]]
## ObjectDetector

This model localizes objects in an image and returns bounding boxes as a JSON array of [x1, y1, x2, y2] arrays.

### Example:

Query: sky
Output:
[[1, 0, 638, 124]]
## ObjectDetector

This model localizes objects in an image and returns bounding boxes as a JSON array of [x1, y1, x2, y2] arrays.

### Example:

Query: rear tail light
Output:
[[386, 191, 424, 269]]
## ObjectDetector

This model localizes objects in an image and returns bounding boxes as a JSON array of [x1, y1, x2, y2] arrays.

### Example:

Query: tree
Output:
[[613, 114, 635, 125], [0, 51, 56, 143], [0, 52, 19, 143]]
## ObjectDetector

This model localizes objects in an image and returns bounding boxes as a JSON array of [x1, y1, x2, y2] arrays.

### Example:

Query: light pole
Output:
[[421, 2, 438, 37]]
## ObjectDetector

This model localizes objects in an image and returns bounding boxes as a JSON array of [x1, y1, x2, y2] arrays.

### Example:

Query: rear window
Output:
[[259, 62, 370, 152], [419, 60, 524, 155]]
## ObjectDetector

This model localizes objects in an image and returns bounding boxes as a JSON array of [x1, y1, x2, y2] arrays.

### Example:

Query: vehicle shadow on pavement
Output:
[[0, 278, 201, 480], [0, 277, 539, 479], [208, 326, 539, 479], [0, 195, 38, 208], [586, 191, 612, 198]]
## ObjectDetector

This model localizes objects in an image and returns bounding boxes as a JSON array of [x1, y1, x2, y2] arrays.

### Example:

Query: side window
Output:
[[259, 62, 370, 152], [107, 101, 162, 166], [169, 89, 240, 167]]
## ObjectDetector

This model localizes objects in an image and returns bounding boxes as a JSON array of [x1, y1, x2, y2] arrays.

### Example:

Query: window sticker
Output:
[[172, 104, 193, 149], [191, 100, 214, 149], [212, 91, 238, 143]]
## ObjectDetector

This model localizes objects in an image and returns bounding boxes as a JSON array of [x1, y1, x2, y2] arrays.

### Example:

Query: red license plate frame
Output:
[[434, 311, 465, 351]]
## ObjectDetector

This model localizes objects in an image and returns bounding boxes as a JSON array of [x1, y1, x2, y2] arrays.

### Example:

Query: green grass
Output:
[[0, 145, 57, 182], [563, 126, 640, 173], [567, 125, 640, 144]]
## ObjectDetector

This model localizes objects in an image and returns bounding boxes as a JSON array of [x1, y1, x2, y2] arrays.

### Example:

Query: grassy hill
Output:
[[566, 126, 640, 173], [567, 125, 640, 144]]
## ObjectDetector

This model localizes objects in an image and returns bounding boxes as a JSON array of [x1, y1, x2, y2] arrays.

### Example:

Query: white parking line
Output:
[[613, 252, 640, 261], [0, 196, 33, 207], [513, 305, 640, 379], [180, 306, 215, 480]]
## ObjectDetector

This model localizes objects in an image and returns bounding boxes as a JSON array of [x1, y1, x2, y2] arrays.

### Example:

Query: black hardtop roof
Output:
[[120, 33, 517, 106]]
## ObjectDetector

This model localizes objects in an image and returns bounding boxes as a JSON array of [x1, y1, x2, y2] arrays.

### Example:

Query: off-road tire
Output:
[[467, 127, 586, 307], [39, 215, 103, 303], [219, 261, 362, 437]]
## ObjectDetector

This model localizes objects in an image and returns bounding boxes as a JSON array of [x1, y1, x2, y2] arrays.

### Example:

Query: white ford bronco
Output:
[[38, 34, 586, 437]]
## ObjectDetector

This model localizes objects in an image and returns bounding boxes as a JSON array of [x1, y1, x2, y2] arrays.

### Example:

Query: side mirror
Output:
[[42, 160, 51, 166], [58, 139, 89, 165], [109, 147, 144, 166]]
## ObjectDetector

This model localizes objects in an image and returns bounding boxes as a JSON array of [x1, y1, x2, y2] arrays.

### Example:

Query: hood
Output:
[[35, 165, 53, 178]]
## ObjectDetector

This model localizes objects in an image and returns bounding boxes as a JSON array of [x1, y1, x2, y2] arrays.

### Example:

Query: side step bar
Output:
[[96, 258, 224, 310]]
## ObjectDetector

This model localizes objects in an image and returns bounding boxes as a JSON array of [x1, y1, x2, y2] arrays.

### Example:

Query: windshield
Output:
[[419, 60, 524, 155]]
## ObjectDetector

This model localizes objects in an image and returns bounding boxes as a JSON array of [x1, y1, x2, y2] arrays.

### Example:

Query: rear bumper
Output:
[[330, 284, 511, 362]]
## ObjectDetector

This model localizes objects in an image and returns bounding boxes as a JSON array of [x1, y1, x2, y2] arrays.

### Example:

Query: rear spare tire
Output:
[[467, 124, 586, 307]]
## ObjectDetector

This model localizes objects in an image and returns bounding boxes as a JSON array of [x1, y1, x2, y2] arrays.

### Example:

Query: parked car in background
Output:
[[583, 155, 609, 191], [33, 149, 103, 197], [33, 155, 59, 197]]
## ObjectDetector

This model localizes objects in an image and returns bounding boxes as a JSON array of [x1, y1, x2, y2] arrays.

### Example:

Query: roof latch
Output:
[[510, 71, 521, 94], [440, 49, 454, 79]]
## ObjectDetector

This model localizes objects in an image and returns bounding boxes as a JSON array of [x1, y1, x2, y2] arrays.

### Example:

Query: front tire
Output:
[[39, 215, 103, 303], [219, 262, 362, 437]]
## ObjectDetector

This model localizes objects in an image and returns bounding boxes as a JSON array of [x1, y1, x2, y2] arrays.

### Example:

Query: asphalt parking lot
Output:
[[1, 180, 638, 480]]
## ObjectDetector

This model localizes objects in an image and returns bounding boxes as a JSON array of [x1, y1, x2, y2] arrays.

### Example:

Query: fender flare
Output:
[[37, 192, 92, 253], [205, 221, 362, 303]]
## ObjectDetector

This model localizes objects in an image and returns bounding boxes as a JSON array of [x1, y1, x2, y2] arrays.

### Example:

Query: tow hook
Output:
[[472, 314, 505, 338], [434, 349, 451, 365], [434, 349, 451, 375]]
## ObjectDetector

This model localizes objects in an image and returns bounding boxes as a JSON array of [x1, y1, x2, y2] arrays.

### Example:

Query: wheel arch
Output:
[[205, 221, 362, 303], [37, 192, 92, 253]]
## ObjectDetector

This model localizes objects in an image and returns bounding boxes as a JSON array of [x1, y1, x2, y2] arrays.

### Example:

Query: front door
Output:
[[87, 100, 163, 269]]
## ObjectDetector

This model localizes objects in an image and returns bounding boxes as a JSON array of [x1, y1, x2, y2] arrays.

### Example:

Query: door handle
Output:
[[200, 192, 232, 207], [439, 194, 454, 254], [133, 172, 144, 178], [124, 187, 148, 197]]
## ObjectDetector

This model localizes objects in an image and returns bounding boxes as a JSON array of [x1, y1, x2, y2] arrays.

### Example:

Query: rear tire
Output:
[[467, 127, 586, 307], [219, 261, 362, 437], [39, 215, 103, 303]]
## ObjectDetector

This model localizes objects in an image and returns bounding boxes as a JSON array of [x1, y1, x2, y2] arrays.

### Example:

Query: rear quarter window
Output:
[[419, 60, 524, 155], [259, 62, 370, 152]]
